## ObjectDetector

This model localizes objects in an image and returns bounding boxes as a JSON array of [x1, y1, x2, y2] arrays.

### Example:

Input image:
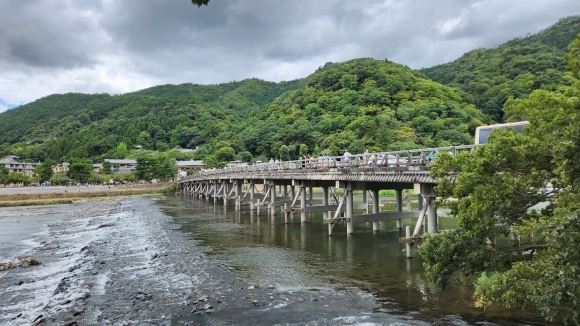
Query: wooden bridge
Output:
[[178, 145, 476, 256]]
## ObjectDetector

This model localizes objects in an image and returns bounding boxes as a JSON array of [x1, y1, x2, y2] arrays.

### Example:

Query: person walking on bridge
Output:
[[342, 150, 352, 166]]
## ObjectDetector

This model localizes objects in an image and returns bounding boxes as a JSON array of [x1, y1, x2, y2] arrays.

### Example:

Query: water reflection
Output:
[[159, 195, 551, 326]]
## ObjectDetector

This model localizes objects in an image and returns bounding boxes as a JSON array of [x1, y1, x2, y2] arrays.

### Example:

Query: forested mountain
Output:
[[234, 58, 488, 160], [420, 16, 580, 121], [0, 79, 302, 146], [0, 16, 578, 166]]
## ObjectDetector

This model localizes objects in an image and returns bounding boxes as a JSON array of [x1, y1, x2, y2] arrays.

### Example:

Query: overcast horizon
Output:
[[1, 0, 580, 112]]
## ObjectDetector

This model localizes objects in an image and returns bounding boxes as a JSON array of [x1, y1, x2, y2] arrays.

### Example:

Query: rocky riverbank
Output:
[[0, 196, 407, 326]]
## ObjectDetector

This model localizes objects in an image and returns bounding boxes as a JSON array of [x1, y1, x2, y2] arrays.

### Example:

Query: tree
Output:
[[5, 172, 30, 185], [214, 146, 235, 163], [102, 160, 112, 175], [0, 165, 8, 184], [116, 142, 128, 159], [35, 159, 55, 182], [50, 172, 68, 185], [67, 159, 93, 184], [135, 156, 157, 182], [239, 151, 253, 163], [299, 144, 308, 156], [419, 36, 580, 324], [135, 155, 176, 181]]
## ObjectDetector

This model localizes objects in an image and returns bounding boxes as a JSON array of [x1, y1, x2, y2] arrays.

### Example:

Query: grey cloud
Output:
[[0, 1, 108, 68], [1, 0, 580, 105]]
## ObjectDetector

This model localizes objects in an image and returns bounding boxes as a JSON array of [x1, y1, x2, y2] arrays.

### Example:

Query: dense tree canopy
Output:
[[421, 16, 580, 122], [419, 33, 580, 324]]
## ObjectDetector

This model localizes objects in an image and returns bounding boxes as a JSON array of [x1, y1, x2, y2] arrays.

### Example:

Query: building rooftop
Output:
[[104, 159, 138, 164], [176, 160, 204, 166]]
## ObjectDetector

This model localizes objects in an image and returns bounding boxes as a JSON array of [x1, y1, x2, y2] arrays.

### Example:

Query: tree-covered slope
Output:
[[0, 78, 302, 146], [420, 15, 580, 121], [233, 58, 489, 160]]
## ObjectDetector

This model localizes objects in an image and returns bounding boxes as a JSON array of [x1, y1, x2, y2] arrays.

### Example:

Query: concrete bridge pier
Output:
[[396, 189, 403, 229], [421, 184, 438, 234], [300, 183, 307, 223], [213, 181, 218, 205], [308, 186, 314, 221], [322, 186, 332, 235], [372, 189, 380, 231], [269, 181, 276, 216], [345, 182, 354, 234], [250, 181, 255, 211], [223, 181, 229, 207], [235, 180, 243, 211]]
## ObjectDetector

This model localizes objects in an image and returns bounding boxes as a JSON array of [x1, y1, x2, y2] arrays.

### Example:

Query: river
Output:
[[160, 195, 549, 325], [0, 195, 550, 325]]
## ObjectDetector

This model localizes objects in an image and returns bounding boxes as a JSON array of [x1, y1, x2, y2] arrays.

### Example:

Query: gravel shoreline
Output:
[[0, 196, 401, 326]]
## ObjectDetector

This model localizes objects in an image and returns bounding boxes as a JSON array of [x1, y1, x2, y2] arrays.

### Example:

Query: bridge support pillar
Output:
[[322, 186, 332, 235], [396, 189, 403, 229], [362, 188, 369, 228], [421, 184, 438, 234], [235, 181, 242, 211], [308, 186, 313, 220], [270, 181, 276, 216], [250, 182, 255, 211], [300, 184, 307, 223], [427, 200, 437, 234], [346, 182, 354, 234], [223, 182, 228, 206], [372, 189, 380, 231], [406, 225, 413, 258]]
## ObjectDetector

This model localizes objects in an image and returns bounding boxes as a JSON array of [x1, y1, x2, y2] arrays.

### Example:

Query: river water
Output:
[[0, 195, 550, 325], [159, 195, 548, 325]]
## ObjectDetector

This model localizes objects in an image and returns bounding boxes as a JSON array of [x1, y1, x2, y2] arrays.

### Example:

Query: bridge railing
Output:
[[180, 145, 477, 180]]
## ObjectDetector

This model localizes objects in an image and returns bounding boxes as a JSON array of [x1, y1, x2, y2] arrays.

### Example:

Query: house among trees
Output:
[[0, 155, 39, 177], [176, 160, 205, 177], [52, 162, 70, 173], [104, 159, 138, 173]]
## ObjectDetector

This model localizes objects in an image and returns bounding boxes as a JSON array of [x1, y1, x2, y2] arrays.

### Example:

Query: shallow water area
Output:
[[161, 195, 552, 326], [0, 195, 552, 325]]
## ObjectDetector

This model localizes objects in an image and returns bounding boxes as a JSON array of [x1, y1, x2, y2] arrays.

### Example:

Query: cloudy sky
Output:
[[1, 0, 580, 112]]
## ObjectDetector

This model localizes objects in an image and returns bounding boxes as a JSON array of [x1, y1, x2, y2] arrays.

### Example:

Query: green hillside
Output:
[[420, 15, 580, 121], [235, 58, 488, 160], [0, 78, 301, 145]]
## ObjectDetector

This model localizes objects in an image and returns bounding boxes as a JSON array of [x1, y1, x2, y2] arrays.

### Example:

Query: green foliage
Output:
[[421, 16, 580, 121], [0, 165, 9, 184], [102, 160, 112, 175], [50, 172, 68, 185], [420, 35, 580, 324], [135, 155, 176, 182], [67, 159, 93, 184], [5, 172, 31, 185], [35, 159, 55, 182], [116, 142, 128, 158]]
